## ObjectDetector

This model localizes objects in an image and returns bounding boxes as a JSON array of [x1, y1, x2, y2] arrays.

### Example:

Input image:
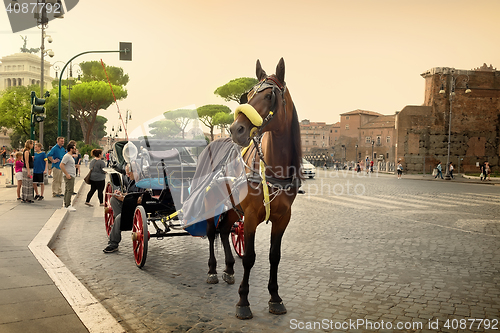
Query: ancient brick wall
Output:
[[396, 67, 500, 174]]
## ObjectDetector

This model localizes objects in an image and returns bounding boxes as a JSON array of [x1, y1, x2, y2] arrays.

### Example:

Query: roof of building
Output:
[[359, 115, 396, 129], [340, 109, 383, 117]]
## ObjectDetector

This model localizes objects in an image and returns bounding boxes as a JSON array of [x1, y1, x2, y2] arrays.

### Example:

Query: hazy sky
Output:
[[1, 0, 499, 137]]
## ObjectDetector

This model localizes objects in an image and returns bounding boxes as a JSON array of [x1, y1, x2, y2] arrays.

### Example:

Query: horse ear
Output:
[[276, 58, 285, 85], [256, 59, 267, 81]]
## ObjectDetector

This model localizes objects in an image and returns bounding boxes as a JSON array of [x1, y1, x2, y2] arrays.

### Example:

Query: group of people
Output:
[[6, 137, 87, 210], [434, 162, 455, 179]]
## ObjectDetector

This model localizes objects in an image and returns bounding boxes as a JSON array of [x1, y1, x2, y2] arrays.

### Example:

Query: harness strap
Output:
[[260, 159, 271, 222]]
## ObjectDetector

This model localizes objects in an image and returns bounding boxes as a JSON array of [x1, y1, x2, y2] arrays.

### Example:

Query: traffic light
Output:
[[31, 91, 49, 122]]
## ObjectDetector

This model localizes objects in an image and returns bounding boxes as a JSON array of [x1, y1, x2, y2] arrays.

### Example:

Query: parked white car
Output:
[[301, 158, 316, 178]]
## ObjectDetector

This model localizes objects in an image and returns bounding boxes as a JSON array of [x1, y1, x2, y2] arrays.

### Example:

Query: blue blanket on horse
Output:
[[183, 137, 247, 236]]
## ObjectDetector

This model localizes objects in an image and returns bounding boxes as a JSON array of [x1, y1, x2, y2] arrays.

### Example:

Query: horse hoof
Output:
[[222, 272, 235, 284], [206, 274, 219, 284], [269, 301, 287, 315], [236, 306, 253, 320]]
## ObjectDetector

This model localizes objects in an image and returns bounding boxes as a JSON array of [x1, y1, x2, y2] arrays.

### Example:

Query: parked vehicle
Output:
[[301, 158, 316, 178]]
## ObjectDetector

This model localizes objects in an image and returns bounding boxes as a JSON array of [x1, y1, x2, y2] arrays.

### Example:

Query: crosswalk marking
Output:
[[464, 192, 500, 200], [303, 195, 369, 210], [365, 195, 426, 208], [301, 192, 496, 211], [421, 193, 498, 206], [376, 195, 456, 207], [447, 193, 500, 205]]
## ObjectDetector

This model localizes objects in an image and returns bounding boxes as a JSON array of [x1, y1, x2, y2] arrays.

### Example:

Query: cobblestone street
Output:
[[52, 171, 500, 332]]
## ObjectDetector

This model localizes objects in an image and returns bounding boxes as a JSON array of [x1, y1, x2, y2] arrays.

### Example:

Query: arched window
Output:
[[7, 78, 11, 87], [18, 78, 22, 86]]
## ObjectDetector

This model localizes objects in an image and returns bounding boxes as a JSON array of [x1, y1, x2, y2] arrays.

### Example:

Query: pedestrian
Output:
[[21, 140, 35, 203], [435, 162, 443, 179], [7, 153, 15, 164], [479, 162, 486, 181], [449, 162, 454, 179], [356, 161, 361, 173], [32, 143, 48, 200], [14, 152, 23, 200], [103, 162, 143, 253], [397, 161, 403, 179], [1, 146, 6, 166], [74, 149, 82, 177], [84, 149, 107, 207], [83, 153, 89, 167], [370, 159, 374, 173], [485, 162, 491, 181], [60, 142, 77, 211], [47, 137, 65, 197]]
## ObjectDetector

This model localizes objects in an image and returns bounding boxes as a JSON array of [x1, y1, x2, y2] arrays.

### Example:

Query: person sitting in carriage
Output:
[[103, 162, 144, 253]]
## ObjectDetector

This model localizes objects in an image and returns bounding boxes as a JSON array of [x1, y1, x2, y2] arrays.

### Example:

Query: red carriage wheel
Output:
[[231, 220, 245, 258], [132, 205, 149, 268], [104, 182, 114, 236]]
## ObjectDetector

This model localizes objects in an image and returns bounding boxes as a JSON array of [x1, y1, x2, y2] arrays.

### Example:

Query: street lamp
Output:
[[371, 140, 375, 161], [355, 144, 358, 162], [439, 68, 471, 180], [341, 144, 346, 167]]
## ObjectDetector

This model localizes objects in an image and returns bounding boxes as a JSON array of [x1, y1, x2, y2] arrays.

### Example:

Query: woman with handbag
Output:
[[84, 149, 107, 207]]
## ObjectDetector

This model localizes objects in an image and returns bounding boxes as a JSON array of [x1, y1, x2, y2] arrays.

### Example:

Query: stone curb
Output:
[[28, 178, 125, 333]]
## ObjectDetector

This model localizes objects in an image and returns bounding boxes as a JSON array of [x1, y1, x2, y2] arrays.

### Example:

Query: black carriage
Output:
[[104, 138, 246, 268]]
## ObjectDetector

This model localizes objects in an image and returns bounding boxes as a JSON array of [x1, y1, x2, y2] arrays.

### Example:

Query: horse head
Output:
[[230, 58, 287, 147]]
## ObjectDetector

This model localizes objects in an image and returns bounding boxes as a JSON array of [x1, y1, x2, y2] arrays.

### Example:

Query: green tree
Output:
[[79, 61, 130, 86], [197, 104, 231, 141], [148, 119, 180, 139], [52, 61, 128, 145], [163, 109, 198, 139], [214, 77, 258, 103], [36, 86, 84, 150], [213, 112, 234, 137], [0, 86, 33, 142], [65, 81, 127, 144]]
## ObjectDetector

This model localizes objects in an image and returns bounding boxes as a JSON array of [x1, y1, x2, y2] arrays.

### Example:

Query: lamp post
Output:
[[371, 140, 374, 162], [355, 144, 358, 163], [32, 0, 63, 147], [54, 62, 82, 142], [341, 144, 346, 168], [439, 68, 471, 180]]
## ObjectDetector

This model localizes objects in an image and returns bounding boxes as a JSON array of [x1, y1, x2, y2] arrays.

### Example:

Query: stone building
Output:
[[300, 119, 331, 153], [395, 64, 500, 173], [0, 53, 53, 90], [331, 110, 396, 165]]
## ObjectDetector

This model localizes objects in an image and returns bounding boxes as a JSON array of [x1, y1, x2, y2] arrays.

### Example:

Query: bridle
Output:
[[234, 76, 287, 140]]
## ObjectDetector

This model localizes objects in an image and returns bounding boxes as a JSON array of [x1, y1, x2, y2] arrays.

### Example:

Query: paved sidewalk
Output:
[[0, 165, 89, 332]]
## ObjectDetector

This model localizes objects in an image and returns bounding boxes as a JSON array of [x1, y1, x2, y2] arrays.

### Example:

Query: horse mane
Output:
[[290, 103, 304, 180]]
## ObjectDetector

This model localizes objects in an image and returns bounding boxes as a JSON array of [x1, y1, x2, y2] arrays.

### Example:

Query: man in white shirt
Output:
[[60, 143, 77, 211]]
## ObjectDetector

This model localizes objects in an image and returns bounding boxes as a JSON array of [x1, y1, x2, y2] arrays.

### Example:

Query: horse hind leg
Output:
[[219, 211, 236, 284], [206, 217, 219, 284]]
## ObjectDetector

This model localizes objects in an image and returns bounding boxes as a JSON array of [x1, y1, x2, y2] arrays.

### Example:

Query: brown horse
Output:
[[227, 58, 303, 319]]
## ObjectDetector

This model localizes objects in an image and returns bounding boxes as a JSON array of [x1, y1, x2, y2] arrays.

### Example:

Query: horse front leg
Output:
[[206, 217, 219, 284], [268, 211, 291, 315], [219, 212, 236, 284], [236, 228, 256, 319]]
